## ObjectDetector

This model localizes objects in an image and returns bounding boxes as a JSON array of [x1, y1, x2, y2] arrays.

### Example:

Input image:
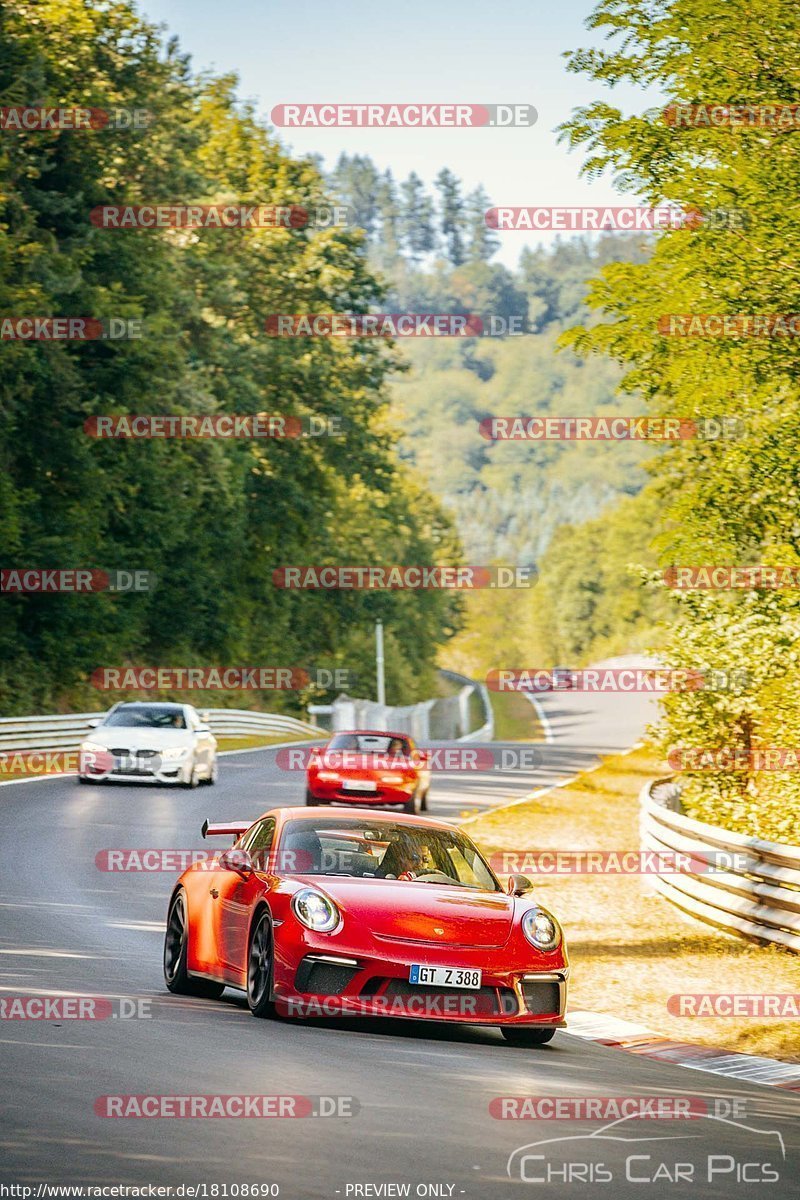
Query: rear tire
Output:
[[402, 789, 420, 815], [163, 890, 225, 999], [305, 789, 324, 806], [501, 1027, 556, 1046], [247, 910, 277, 1018], [420, 788, 429, 812]]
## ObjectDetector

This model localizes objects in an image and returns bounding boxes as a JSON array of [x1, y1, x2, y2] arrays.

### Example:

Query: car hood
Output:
[[298, 877, 515, 948], [83, 727, 194, 750]]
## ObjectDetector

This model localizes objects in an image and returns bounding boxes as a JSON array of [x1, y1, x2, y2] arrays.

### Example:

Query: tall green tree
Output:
[[434, 167, 466, 266]]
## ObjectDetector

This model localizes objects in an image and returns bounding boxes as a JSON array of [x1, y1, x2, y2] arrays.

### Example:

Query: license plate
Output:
[[342, 779, 377, 792], [409, 965, 482, 989], [115, 754, 151, 773]]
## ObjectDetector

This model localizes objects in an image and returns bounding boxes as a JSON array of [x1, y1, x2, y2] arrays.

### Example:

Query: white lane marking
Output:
[[0, 1039, 93, 1049], [106, 921, 163, 931], [523, 692, 554, 743], [0, 949, 101, 959]]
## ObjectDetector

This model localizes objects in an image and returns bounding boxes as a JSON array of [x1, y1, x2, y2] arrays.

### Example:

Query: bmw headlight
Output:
[[521, 907, 561, 951], [81, 741, 106, 754], [291, 888, 340, 933], [160, 746, 190, 761]]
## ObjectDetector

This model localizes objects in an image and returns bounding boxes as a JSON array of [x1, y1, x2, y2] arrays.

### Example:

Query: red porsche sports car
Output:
[[305, 730, 431, 813], [163, 808, 568, 1045]]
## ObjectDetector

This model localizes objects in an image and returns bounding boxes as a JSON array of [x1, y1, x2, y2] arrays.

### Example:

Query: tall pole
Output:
[[375, 619, 386, 707]]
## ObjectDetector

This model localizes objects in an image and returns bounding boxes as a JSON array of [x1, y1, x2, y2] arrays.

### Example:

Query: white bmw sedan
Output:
[[78, 701, 217, 787]]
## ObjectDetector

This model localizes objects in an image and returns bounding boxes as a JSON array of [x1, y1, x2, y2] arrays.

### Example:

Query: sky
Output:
[[139, 0, 661, 267]]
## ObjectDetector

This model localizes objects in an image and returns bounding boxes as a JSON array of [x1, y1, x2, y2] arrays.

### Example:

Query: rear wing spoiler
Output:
[[201, 819, 250, 840]]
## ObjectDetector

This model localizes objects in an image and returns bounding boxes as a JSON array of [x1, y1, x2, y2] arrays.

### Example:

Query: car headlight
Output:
[[381, 773, 406, 784], [159, 746, 190, 761], [521, 907, 561, 951], [81, 741, 106, 754], [291, 888, 340, 933], [316, 770, 340, 781]]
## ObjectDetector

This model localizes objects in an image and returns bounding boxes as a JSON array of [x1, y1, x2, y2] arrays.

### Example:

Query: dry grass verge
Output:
[[464, 745, 800, 1062]]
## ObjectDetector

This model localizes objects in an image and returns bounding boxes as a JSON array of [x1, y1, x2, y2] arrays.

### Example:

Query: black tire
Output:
[[202, 759, 218, 786], [305, 789, 324, 806], [247, 909, 277, 1018], [402, 788, 420, 815], [420, 787, 429, 812], [163, 890, 225, 999], [501, 1027, 556, 1046], [77, 775, 93, 786]]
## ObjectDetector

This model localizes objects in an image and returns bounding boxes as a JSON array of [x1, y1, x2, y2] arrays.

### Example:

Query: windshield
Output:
[[277, 818, 500, 891], [103, 705, 186, 729], [327, 734, 411, 756]]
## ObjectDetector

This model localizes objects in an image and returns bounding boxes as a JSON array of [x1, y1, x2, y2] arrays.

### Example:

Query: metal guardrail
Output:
[[0, 709, 318, 754], [439, 669, 494, 742], [322, 670, 494, 742], [640, 777, 800, 953]]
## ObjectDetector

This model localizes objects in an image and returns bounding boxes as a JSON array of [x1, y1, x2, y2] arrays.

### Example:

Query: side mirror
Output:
[[417, 751, 429, 764], [86, 718, 101, 729], [199, 709, 211, 723], [507, 873, 533, 897], [219, 848, 253, 875]]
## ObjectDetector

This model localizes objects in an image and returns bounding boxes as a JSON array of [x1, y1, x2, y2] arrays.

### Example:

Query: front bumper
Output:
[[80, 750, 191, 785], [272, 934, 568, 1027], [307, 781, 415, 807]]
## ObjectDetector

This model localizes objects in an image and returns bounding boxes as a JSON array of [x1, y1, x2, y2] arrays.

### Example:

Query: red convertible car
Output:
[[163, 808, 568, 1045], [305, 730, 431, 813]]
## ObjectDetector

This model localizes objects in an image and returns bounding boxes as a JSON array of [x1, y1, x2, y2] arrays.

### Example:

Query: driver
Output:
[[378, 837, 432, 880]]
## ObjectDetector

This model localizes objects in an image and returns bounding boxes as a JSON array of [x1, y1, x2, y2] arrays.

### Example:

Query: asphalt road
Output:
[[2, 670, 798, 1197]]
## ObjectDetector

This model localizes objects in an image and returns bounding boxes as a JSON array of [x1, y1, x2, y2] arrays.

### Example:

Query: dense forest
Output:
[[6, 0, 800, 845], [0, 0, 463, 714]]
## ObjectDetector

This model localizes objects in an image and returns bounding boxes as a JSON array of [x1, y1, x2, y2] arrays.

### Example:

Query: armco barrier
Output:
[[327, 670, 494, 743], [0, 709, 318, 755], [640, 778, 800, 953]]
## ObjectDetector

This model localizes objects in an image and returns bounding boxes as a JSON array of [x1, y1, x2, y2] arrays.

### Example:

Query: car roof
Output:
[[326, 729, 412, 738], [269, 806, 451, 832]]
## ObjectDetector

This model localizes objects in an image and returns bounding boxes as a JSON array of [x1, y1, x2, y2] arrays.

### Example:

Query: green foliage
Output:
[[561, 0, 800, 840], [0, 0, 462, 714]]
